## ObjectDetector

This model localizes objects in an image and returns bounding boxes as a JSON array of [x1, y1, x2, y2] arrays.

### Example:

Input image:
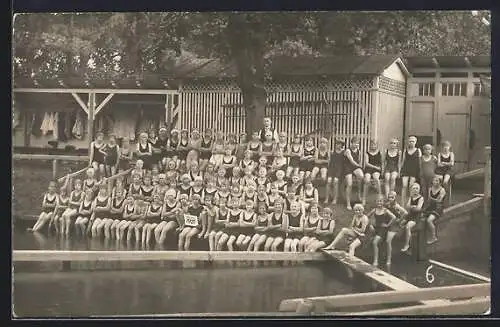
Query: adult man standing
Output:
[[258, 116, 279, 142]]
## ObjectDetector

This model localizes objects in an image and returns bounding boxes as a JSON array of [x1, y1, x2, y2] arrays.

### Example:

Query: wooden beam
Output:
[[14, 88, 179, 95], [57, 166, 90, 183], [71, 93, 88, 114], [279, 283, 490, 312], [94, 93, 115, 117], [428, 260, 490, 282], [454, 168, 484, 180], [437, 197, 483, 224], [99, 312, 306, 318], [105, 168, 133, 182], [87, 93, 95, 151], [13, 154, 88, 161], [12, 250, 326, 262], [321, 250, 417, 291], [337, 297, 489, 316]]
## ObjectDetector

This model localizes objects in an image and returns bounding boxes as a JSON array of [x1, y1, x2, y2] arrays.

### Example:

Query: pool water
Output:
[[12, 226, 487, 317]]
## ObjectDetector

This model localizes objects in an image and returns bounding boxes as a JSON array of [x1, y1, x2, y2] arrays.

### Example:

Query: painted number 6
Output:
[[425, 265, 435, 284]]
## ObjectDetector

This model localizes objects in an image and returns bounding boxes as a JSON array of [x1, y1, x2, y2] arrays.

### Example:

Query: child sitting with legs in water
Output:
[[29, 181, 58, 232], [324, 203, 369, 257]]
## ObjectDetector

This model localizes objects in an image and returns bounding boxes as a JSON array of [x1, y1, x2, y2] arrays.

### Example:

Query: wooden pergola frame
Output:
[[13, 87, 180, 150]]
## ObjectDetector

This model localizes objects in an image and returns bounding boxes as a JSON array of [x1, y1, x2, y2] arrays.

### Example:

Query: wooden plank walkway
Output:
[[335, 297, 490, 316], [12, 250, 326, 262], [279, 283, 489, 312], [319, 250, 448, 306]]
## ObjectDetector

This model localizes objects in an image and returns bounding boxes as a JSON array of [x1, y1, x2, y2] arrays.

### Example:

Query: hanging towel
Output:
[[40, 112, 51, 136], [52, 112, 59, 141], [72, 111, 84, 140], [13, 108, 20, 129], [64, 112, 71, 140]]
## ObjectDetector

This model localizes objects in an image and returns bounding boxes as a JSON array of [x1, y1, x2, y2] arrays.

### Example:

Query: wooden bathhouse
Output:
[[13, 55, 491, 170], [405, 56, 491, 173], [13, 55, 410, 161]]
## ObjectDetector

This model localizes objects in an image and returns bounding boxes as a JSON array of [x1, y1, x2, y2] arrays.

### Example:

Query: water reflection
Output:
[[14, 264, 356, 317]]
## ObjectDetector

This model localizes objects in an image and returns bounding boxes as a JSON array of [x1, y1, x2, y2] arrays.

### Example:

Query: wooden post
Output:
[[87, 92, 95, 152], [52, 159, 58, 180], [484, 146, 491, 217]]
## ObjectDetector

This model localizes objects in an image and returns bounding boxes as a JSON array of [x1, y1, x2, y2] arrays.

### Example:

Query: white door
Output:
[[438, 113, 469, 173], [407, 101, 435, 147]]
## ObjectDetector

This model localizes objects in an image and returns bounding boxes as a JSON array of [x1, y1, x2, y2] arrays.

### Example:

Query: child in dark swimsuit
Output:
[[116, 196, 135, 241], [74, 188, 95, 237], [140, 175, 155, 203], [118, 137, 133, 172], [401, 183, 425, 253], [29, 181, 58, 232], [155, 189, 180, 244], [313, 137, 330, 181], [136, 132, 153, 171], [287, 134, 303, 179], [89, 131, 107, 177], [367, 195, 397, 267], [110, 188, 126, 239], [264, 200, 287, 252], [156, 127, 169, 172], [105, 134, 120, 177], [326, 138, 345, 205], [90, 186, 111, 239], [61, 179, 84, 236], [167, 129, 180, 168], [148, 129, 162, 172], [420, 144, 438, 199], [178, 194, 205, 251], [177, 129, 190, 165], [301, 136, 317, 181], [299, 202, 321, 252], [236, 199, 257, 250], [247, 131, 262, 162], [423, 176, 446, 245], [384, 138, 401, 198], [284, 202, 305, 252], [306, 207, 336, 252], [199, 128, 213, 171], [142, 194, 164, 247], [435, 140, 455, 188], [218, 197, 243, 251], [400, 136, 421, 204], [51, 181, 70, 234], [324, 203, 369, 257], [363, 139, 382, 205], [344, 137, 364, 211], [248, 203, 270, 251], [212, 197, 229, 251]]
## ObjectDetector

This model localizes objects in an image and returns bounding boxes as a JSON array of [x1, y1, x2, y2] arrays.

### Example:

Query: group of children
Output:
[[28, 127, 452, 266]]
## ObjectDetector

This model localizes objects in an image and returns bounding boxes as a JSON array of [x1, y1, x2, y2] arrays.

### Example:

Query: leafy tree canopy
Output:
[[12, 11, 490, 132]]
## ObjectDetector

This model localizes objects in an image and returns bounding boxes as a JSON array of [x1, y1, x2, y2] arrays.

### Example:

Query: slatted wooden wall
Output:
[[179, 78, 377, 157]]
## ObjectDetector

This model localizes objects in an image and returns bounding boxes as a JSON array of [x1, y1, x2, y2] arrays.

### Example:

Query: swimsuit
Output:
[[365, 150, 382, 175]]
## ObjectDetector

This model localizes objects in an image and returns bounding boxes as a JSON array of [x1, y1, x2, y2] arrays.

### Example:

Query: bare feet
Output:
[[427, 237, 438, 245]]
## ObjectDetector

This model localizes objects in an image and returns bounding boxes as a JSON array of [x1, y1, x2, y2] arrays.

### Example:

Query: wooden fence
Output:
[[179, 78, 375, 155]]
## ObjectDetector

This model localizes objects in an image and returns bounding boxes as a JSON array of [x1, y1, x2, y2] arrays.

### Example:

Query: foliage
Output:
[[12, 11, 491, 132]]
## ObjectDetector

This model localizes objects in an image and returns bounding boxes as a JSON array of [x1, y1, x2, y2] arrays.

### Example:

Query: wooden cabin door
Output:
[[407, 101, 435, 147], [438, 113, 470, 173]]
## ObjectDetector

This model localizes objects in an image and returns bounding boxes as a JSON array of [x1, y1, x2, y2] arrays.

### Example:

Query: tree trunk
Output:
[[226, 14, 267, 136]]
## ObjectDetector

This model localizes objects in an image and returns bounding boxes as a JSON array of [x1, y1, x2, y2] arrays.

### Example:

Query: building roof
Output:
[[405, 56, 490, 69], [13, 55, 405, 90]]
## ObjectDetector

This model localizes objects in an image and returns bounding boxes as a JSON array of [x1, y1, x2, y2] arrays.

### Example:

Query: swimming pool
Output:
[[12, 224, 487, 317]]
